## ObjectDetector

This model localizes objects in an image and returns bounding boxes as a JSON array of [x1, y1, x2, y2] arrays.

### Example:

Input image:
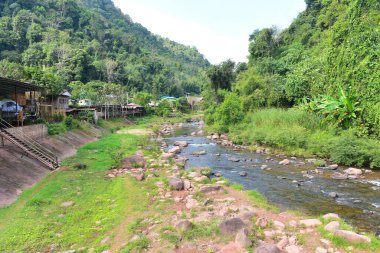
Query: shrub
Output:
[[156, 100, 172, 117], [64, 115, 81, 130], [52, 113, 64, 123], [47, 123, 67, 135], [213, 92, 244, 132]]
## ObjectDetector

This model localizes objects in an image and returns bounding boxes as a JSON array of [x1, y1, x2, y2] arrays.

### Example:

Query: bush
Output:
[[47, 123, 67, 135], [156, 100, 172, 117], [52, 113, 64, 123], [64, 115, 81, 130], [213, 92, 244, 132]]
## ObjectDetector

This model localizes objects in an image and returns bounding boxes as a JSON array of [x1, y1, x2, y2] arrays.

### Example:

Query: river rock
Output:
[[211, 133, 220, 140], [315, 247, 327, 253], [239, 171, 248, 177], [276, 237, 289, 249], [183, 179, 192, 190], [285, 245, 301, 253], [254, 244, 281, 253], [161, 152, 175, 160], [323, 213, 340, 220], [168, 146, 182, 154], [273, 220, 285, 230], [300, 219, 322, 227], [200, 185, 223, 194], [229, 157, 240, 162], [185, 198, 199, 209], [256, 217, 268, 228], [219, 218, 246, 235], [193, 175, 208, 182], [279, 159, 291, 165], [324, 221, 340, 232], [215, 172, 222, 177], [331, 172, 348, 180], [168, 177, 184, 191], [191, 150, 207, 156], [235, 228, 252, 248], [174, 141, 188, 147], [176, 220, 193, 231], [334, 230, 371, 243], [344, 167, 362, 176], [327, 164, 339, 170], [328, 192, 338, 198]]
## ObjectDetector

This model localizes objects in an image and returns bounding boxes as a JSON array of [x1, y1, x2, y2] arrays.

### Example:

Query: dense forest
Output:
[[0, 0, 210, 98], [205, 0, 380, 168]]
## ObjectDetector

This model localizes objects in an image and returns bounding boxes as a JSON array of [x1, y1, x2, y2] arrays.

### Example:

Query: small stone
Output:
[[328, 164, 339, 170], [185, 198, 199, 209], [323, 213, 340, 220], [239, 171, 248, 177], [168, 146, 182, 154], [235, 228, 252, 248], [277, 237, 289, 249], [331, 172, 348, 180], [228, 157, 240, 162], [176, 220, 193, 231], [174, 141, 188, 147], [288, 220, 298, 227], [279, 159, 291, 165], [61, 201, 75, 207], [320, 239, 331, 246], [324, 221, 340, 232], [254, 244, 281, 253], [200, 185, 223, 194], [273, 220, 285, 230], [300, 219, 322, 228], [184, 179, 192, 190], [344, 168, 362, 176], [285, 245, 300, 253], [256, 217, 268, 228], [328, 192, 338, 198], [168, 177, 184, 191], [315, 247, 327, 253]]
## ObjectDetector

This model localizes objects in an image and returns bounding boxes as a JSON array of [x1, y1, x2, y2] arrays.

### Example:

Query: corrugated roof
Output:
[[0, 77, 43, 95]]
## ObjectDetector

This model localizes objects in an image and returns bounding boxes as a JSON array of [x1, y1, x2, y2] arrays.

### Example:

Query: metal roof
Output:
[[0, 77, 43, 95]]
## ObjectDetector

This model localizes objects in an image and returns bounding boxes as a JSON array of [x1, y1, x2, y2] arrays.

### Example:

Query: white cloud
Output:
[[113, 0, 248, 64]]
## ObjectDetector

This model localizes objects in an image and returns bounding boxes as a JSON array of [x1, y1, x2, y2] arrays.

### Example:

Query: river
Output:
[[164, 123, 380, 234]]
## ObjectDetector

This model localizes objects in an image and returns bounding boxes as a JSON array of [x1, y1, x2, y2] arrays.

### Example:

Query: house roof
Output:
[[0, 77, 43, 95], [60, 91, 72, 97]]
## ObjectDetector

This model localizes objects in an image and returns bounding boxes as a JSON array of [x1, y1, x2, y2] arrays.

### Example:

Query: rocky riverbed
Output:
[[160, 121, 380, 235]]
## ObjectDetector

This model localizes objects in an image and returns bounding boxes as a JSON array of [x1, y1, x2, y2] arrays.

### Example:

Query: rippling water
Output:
[[164, 123, 380, 233]]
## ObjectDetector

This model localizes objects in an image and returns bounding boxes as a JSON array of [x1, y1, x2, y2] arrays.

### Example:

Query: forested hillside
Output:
[[204, 0, 380, 168], [0, 0, 209, 96]]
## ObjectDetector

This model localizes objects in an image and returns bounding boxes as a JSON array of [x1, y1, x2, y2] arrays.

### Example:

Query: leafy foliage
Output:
[[0, 0, 209, 96]]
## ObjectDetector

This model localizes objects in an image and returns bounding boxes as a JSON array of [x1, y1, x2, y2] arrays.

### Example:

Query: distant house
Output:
[[160, 96, 176, 101], [52, 91, 72, 110], [39, 91, 72, 119], [78, 99, 92, 107]]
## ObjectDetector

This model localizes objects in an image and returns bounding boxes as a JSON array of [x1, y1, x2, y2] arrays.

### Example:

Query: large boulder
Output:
[[219, 218, 246, 235], [168, 177, 184, 191], [161, 152, 175, 160], [122, 155, 146, 169], [254, 244, 281, 253], [344, 168, 362, 176], [334, 230, 371, 243]]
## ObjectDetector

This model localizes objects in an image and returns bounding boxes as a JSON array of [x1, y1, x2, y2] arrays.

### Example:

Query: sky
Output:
[[113, 0, 306, 64]]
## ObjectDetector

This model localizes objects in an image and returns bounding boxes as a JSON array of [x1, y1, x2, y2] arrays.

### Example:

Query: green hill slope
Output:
[[0, 0, 209, 96]]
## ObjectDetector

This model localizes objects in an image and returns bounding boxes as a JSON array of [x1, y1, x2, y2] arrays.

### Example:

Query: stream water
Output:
[[164, 123, 380, 234]]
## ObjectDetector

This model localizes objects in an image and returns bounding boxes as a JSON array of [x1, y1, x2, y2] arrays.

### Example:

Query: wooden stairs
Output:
[[0, 118, 59, 170]]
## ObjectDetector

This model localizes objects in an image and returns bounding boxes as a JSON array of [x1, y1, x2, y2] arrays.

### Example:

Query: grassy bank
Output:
[[226, 108, 380, 169], [0, 120, 159, 252]]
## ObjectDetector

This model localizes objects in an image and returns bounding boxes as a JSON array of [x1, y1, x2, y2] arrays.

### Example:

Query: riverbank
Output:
[[0, 116, 379, 252], [207, 108, 380, 170]]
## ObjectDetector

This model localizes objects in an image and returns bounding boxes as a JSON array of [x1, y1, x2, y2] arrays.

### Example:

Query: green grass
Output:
[[246, 190, 278, 212], [0, 127, 155, 252], [318, 218, 380, 252], [227, 108, 380, 169]]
